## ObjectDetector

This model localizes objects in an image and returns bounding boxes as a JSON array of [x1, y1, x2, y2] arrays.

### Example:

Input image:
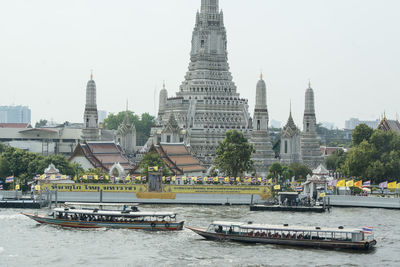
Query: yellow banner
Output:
[[354, 180, 362, 188], [40, 183, 147, 193], [346, 180, 354, 187], [388, 182, 397, 189], [336, 179, 345, 187], [273, 185, 281, 190], [163, 185, 271, 195]]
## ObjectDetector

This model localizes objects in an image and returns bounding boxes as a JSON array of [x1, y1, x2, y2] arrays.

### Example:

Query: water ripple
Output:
[[0, 206, 398, 266]]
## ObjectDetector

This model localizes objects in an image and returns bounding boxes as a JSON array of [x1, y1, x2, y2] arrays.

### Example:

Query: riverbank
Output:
[[329, 195, 400, 209]]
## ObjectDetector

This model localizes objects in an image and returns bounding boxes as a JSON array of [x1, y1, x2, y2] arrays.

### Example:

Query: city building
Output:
[[0, 126, 82, 156], [320, 146, 347, 158], [0, 75, 114, 157], [345, 118, 379, 130], [0, 106, 31, 124], [98, 110, 108, 124]]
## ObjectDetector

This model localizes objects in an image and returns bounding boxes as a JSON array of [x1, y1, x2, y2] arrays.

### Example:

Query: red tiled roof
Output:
[[70, 141, 134, 172], [0, 123, 30, 128], [150, 143, 206, 175], [19, 128, 57, 134], [320, 146, 344, 156]]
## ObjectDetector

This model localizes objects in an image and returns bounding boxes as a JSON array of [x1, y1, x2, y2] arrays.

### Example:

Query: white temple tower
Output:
[[250, 74, 276, 176], [154, 0, 251, 167], [158, 82, 168, 122], [300, 83, 324, 168], [82, 73, 100, 141]]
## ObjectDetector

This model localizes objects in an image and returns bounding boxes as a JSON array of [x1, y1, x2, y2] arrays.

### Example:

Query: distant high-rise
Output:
[[345, 118, 379, 130], [0, 106, 31, 124], [82, 73, 100, 141], [98, 110, 108, 124]]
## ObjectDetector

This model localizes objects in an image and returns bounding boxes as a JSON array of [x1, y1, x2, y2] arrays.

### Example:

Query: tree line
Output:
[[326, 124, 400, 183]]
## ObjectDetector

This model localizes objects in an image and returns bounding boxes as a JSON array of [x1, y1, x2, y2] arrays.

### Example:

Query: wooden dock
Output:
[[0, 200, 45, 209]]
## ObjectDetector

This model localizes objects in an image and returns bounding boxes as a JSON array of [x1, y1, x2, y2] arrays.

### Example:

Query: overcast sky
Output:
[[1, 0, 399, 128]]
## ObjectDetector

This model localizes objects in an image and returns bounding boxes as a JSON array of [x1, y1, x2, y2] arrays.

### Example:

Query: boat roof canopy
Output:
[[53, 208, 175, 217], [64, 202, 139, 207], [210, 221, 362, 234]]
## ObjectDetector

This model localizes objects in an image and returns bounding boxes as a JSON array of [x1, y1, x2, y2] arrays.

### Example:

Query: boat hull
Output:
[[23, 213, 184, 231], [187, 227, 376, 251]]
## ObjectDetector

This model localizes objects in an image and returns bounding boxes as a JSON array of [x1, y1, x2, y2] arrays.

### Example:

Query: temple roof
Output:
[[70, 141, 134, 172], [312, 164, 329, 175], [378, 117, 400, 135], [117, 111, 135, 136], [44, 163, 60, 175], [162, 113, 180, 133], [281, 111, 300, 138], [150, 143, 206, 175]]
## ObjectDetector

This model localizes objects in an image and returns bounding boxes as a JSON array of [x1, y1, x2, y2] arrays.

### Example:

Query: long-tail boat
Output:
[[23, 207, 184, 230], [188, 221, 376, 250]]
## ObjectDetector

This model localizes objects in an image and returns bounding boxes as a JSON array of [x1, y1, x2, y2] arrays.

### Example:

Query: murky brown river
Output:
[[0, 205, 398, 266]]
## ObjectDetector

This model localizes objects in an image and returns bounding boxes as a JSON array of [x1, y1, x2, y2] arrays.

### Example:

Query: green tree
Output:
[[282, 165, 295, 181], [289, 163, 312, 180], [136, 113, 156, 146], [139, 152, 170, 176], [340, 140, 376, 178], [352, 124, 374, 146], [0, 143, 6, 153], [0, 156, 10, 183], [325, 149, 347, 171], [341, 129, 400, 182], [35, 119, 48, 128], [27, 154, 76, 178], [0, 146, 86, 188], [269, 162, 283, 179], [214, 130, 255, 177]]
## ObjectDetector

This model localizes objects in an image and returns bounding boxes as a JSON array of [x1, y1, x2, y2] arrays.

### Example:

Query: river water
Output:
[[0, 205, 398, 267]]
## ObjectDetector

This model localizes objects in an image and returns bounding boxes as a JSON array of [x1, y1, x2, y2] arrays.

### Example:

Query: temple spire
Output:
[[201, 0, 219, 14], [90, 70, 93, 80]]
